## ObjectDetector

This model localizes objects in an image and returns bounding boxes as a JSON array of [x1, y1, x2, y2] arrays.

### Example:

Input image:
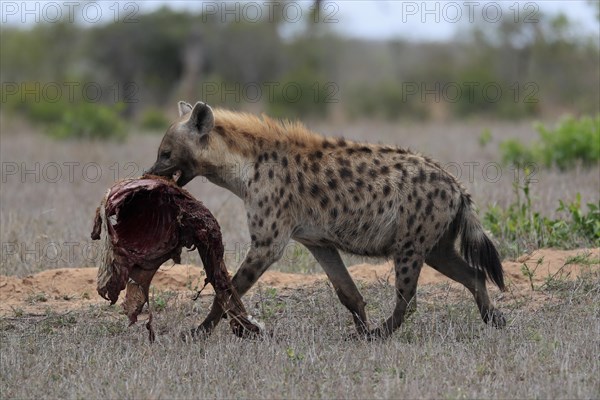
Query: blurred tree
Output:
[[1, 2, 597, 124], [87, 7, 193, 112], [453, 9, 598, 117], [1, 22, 81, 82], [173, 26, 204, 104], [207, 19, 284, 85]]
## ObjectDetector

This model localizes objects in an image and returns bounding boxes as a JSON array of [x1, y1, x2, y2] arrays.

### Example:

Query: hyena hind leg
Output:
[[425, 244, 506, 328]]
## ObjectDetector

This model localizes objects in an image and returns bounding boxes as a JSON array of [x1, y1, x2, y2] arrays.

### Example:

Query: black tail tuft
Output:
[[456, 195, 506, 291]]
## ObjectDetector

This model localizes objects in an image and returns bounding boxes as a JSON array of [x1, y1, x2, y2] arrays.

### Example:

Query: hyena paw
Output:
[[484, 309, 506, 328], [345, 328, 388, 342]]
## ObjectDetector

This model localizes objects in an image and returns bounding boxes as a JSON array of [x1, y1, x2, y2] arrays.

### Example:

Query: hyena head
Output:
[[147, 101, 216, 186]]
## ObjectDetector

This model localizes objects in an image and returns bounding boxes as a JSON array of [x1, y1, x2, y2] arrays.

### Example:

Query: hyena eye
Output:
[[160, 150, 171, 160]]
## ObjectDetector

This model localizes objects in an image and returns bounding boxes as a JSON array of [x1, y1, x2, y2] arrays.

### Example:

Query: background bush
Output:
[[139, 107, 170, 132], [500, 115, 600, 169], [49, 103, 126, 141], [535, 115, 600, 169], [484, 178, 600, 258]]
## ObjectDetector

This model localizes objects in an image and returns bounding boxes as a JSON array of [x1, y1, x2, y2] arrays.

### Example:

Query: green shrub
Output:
[[500, 115, 600, 170], [499, 138, 536, 166], [535, 115, 600, 169], [556, 194, 600, 243], [26, 100, 68, 124], [483, 175, 600, 258], [49, 102, 126, 141], [139, 107, 170, 131], [4, 81, 128, 141], [3, 81, 67, 124]]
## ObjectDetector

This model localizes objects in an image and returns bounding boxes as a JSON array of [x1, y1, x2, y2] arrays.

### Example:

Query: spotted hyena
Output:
[[148, 101, 506, 339]]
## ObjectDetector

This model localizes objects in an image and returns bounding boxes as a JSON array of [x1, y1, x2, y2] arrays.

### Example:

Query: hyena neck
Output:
[[202, 134, 254, 199], [206, 109, 323, 198]]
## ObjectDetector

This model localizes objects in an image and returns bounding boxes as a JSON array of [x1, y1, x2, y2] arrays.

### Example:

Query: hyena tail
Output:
[[454, 193, 506, 291]]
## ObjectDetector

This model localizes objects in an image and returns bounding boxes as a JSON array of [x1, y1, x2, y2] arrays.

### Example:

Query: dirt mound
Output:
[[0, 248, 597, 316], [350, 247, 599, 287]]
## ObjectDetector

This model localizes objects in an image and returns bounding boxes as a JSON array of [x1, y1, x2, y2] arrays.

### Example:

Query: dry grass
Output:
[[1, 118, 599, 399], [1, 277, 599, 399], [1, 118, 598, 276]]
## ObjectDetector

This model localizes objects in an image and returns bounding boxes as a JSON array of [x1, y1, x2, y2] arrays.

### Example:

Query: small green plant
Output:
[[26, 292, 47, 304], [259, 287, 285, 320], [542, 269, 571, 292], [150, 288, 171, 312], [540, 252, 599, 292], [520, 257, 544, 291], [185, 275, 202, 293], [500, 115, 600, 170], [152, 296, 167, 311], [10, 306, 24, 317], [139, 107, 170, 131], [478, 128, 492, 147], [483, 174, 600, 258], [286, 347, 305, 362], [557, 194, 600, 242], [563, 252, 598, 267], [484, 173, 545, 256], [265, 287, 278, 298]]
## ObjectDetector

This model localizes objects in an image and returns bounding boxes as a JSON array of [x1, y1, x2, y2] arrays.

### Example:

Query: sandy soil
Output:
[[0, 248, 597, 316]]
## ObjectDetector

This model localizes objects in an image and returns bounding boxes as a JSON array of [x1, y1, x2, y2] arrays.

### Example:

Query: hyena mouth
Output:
[[172, 170, 182, 184]]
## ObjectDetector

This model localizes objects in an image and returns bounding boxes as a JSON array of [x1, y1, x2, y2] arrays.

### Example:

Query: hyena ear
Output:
[[187, 102, 214, 137], [178, 101, 193, 117]]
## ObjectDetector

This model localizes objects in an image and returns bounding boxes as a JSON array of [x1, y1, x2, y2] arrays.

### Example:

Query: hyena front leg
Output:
[[369, 251, 424, 340], [192, 236, 289, 339], [305, 245, 369, 336]]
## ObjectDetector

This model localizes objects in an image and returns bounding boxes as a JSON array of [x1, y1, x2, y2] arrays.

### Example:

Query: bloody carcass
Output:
[[91, 175, 261, 341]]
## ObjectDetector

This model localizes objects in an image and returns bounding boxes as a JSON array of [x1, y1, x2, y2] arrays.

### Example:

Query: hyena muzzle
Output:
[[148, 101, 506, 340]]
